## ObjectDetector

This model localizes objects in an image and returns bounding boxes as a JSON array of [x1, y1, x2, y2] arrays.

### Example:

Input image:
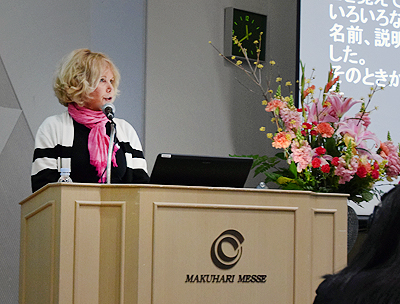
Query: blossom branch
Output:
[[209, 35, 269, 102]]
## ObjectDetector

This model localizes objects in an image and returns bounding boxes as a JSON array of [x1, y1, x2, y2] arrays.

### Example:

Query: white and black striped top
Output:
[[31, 111, 149, 192]]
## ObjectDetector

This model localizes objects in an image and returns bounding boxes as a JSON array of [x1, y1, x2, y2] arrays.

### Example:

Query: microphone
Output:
[[102, 103, 116, 184], [102, 103, 115, 120]]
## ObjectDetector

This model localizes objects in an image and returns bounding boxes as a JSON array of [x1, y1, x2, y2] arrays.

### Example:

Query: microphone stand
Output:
[[106, 120, 116, 184]]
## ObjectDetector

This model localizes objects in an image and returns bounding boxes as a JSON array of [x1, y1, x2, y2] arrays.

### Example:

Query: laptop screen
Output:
[[149, 153, 253, 188]]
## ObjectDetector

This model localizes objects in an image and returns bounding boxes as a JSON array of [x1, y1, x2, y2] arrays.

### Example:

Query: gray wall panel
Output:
[[0, 113, 34, 304]]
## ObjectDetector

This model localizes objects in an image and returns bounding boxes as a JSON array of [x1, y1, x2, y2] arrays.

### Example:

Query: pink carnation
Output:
[[386, 153, 400, 177], [290, 140, 313, 172], [381, 141, 400, 177], [334, 157, 358, 184], [280, 107, 302, 131]]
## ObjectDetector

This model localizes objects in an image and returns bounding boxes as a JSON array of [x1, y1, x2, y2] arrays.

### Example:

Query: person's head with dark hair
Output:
[[314, 185, 400, 304], [349, 185, 400, 271]]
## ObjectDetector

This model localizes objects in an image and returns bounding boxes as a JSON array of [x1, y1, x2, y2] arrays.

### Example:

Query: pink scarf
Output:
[[68, 103, 118, 182]]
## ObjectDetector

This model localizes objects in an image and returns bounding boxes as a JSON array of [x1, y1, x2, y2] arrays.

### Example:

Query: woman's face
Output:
[[83, 66, 115, 111]]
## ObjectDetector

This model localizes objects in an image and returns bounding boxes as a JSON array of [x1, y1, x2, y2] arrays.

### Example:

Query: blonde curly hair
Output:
[[53, 48, 120, 107]]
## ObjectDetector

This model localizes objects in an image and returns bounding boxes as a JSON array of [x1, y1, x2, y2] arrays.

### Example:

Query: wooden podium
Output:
[[19, 183, 347, 304]]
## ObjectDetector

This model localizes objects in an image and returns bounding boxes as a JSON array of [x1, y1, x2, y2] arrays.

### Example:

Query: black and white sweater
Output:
[[31, 111, 149, 192]]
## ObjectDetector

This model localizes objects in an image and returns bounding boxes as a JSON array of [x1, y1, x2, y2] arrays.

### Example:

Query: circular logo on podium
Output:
[[210, 229, 245, 270]]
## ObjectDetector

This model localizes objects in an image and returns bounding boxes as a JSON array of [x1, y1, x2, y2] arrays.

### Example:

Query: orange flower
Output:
[[303, 85, 315, 99], [316, 122, 334, 138], [265, 99, 285, 112], [272, 132, 292, 149], [324, 76, 340, 93], [379, 142, 390, 157]]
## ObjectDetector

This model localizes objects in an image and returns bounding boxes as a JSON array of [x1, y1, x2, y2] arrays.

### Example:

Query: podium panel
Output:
[[152, 203, 297, 303], [19, 184, 347, 304]]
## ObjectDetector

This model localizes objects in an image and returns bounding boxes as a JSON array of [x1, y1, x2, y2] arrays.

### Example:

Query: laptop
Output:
[[149, 153, 253, 188]]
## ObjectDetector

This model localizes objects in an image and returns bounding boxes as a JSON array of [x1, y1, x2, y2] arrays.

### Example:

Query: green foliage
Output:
[[232, 152, 377, 203]]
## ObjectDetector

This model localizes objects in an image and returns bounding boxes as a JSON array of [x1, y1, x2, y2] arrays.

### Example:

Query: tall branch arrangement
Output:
[[210, 35, 400, 203]]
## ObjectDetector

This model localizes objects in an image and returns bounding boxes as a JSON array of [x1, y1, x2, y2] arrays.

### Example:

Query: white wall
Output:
[[90, 0, 147, 137], [145, 0, 299, 187], [0, 0, 92, 133]]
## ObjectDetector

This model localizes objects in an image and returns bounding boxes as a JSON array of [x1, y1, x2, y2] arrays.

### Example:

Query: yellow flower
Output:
[[271, 117, 276, 122], [231, 56, 236, 60], [277, 127, 283, 132], [267, 133, 273, 138], [236, 60, 242, 66], [257, 64, 264, 69], [276, 77, 282, 82], [261, 100, 267, 105], [284, 96, 290, 102], [253, 40, 259, 44], [268, 89, 273, 94], [343, 135, 357, 154], [343, 135, 354, 146], [277, 176, 294, 185], [285, 81, 292, 86], [259, 126, 266, 131], [269, 60, 276, 66]]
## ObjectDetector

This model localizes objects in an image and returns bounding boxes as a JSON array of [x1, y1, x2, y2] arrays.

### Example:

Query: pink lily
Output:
[[337, 118, 380, 153], [306, 98, 337, 124], [325, 92, 361, 120]]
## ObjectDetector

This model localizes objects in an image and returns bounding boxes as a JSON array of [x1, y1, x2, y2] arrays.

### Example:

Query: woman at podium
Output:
[[31, 49, 149, 192]]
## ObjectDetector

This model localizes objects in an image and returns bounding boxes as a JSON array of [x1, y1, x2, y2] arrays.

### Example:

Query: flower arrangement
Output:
[[210, 36, 400, 203]]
